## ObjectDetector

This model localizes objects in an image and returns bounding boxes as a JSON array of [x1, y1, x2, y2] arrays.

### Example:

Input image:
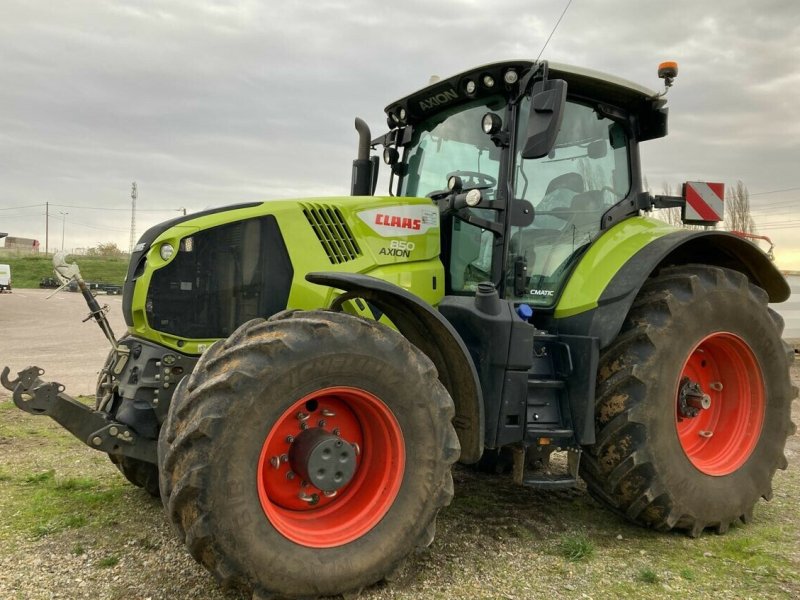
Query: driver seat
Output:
[[546, 172, 585, 195]]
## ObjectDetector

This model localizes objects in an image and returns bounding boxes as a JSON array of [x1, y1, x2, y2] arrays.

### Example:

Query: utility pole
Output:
[[129, 182, 137, 254], [59, 211, 68, 251], [45, 201, 49, 255]]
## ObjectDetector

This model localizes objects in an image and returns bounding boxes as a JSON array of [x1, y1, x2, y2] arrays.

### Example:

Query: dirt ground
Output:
[[0, 290, 798, 599]]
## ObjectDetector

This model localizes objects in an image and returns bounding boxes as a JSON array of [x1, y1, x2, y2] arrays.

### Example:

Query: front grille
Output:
[[301, 204, 362, 264]]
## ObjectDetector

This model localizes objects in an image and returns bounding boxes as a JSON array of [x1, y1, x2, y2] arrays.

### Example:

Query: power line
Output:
[[48, 203, 180, 212], [0, 203, 46, 211], [750, 186, 800, 197]]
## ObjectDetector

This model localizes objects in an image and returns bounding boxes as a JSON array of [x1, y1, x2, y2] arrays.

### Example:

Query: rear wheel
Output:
[[581, 265, 796, 535], [158, 310, 459, 598]]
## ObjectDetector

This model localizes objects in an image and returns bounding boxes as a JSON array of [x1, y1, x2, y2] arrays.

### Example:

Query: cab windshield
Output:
[[400, 96, 504, 199], [397, 91, 630, 302], [401, 96, 506, 293]]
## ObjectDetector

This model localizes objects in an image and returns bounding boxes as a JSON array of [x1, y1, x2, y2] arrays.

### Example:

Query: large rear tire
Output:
[[158, 310, 459, 598], [581, 265, 796, 535]]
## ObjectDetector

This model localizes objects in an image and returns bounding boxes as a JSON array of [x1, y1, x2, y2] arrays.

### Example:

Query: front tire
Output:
[[581, 265, 796, 535], [158, 310, 459, 598]]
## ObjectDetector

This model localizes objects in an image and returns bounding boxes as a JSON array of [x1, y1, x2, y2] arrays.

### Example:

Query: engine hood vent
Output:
[[302, 204, 362, 264]]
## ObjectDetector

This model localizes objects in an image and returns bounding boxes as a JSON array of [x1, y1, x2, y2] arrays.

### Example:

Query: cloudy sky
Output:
[[2, 0, 799, 266]]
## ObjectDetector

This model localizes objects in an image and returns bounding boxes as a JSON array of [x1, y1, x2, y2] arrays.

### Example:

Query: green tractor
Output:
[[3, 60, 795, 598]]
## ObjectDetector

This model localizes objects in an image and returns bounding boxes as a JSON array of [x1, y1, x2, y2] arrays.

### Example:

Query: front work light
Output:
[[482, 112, 502, 135], [465, 189, 482, 207], [159, 243, 175, 261]]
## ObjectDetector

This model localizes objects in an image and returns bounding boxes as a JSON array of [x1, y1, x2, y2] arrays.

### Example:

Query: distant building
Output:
[[2, 236, 40, 253]]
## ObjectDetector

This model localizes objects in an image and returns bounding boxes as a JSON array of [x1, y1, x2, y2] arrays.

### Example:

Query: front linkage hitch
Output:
[[1, 253, 156, 464], [1, 365, 157, 463]]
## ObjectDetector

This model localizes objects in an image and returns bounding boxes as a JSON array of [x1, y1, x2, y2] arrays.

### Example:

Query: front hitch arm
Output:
[[1, 366, 156, 464]]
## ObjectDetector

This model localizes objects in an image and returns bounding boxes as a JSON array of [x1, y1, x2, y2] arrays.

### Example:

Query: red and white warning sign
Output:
[[683, 181, 725, 224]]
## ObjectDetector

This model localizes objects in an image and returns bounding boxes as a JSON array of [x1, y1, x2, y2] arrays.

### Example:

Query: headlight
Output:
[[504, 69, 518, 84], [159, 243, 175, 261]]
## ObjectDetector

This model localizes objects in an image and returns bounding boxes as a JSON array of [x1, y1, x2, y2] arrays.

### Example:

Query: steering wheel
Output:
[[448, 170, 497, 190]]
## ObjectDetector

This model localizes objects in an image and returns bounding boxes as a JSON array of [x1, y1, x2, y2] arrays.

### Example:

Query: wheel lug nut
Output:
[[300, 422, 308, 430], [285, 435, 295, 444], [333, 428, 341, 437], [321, 409, 336, 417], [270, 456, 280, 469], [323, 490, 337, 498], [280, 453, 288, 463], [296, 411, 309, 422], [286, 471, 295, 480], [352, 442, 360, 456], [318, 419, 326, 428], [298, 491, 319, 505], [709, 381, 723, 391], [699, 430, 713, 438]]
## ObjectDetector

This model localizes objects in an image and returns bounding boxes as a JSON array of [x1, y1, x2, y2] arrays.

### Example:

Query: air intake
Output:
[[301, 204, 362, 264]]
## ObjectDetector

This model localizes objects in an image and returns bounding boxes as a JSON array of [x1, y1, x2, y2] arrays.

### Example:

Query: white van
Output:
[[0, 263, 11, 293]]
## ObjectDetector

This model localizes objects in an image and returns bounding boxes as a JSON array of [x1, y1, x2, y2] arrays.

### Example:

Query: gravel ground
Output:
[[0, 290, 798, 599]]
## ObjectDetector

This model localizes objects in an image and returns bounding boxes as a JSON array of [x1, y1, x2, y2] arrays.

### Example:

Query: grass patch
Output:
[[0, 254, 128, 288], [97, 554, 119, 568], [56, 477, 100, 491], [32, 514, 88, 539], [24, 469, 56, 484], [637, 567, 659, 584], [72, 544, 86, 556], [1, 468, 126, 541], [560, 533, 595, 562]]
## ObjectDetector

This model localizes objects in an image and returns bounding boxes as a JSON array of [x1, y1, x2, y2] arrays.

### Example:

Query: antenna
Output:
[[128, 181, 137, 254], [536, 0, 574, 63]]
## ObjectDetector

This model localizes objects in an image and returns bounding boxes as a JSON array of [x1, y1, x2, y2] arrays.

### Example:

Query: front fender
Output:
[[306, 272, 484, 463]]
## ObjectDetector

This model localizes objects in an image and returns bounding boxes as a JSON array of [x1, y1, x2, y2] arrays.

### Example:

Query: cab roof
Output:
[[384, 60, 667, 141]]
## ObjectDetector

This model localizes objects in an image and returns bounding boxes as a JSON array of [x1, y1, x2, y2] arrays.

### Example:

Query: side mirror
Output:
[[520, 79, 567, 159]]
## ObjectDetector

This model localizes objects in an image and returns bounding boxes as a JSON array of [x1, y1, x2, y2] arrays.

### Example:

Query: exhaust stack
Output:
[[351, 117, 377, 196]]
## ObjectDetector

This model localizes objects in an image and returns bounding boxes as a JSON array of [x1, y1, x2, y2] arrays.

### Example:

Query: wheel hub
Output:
[[675, 333, 765, 476], [289, 427, 357, 493], [256, 387, 405, 547], [678, 376, 711, 418]]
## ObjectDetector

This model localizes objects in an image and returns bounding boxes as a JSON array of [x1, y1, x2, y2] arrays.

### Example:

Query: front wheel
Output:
[[158, 310, 459, 598], [581, 265, 796, 535]]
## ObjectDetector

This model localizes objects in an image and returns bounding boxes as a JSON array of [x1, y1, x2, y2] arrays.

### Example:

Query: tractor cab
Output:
[[361, 61, 668, 308]]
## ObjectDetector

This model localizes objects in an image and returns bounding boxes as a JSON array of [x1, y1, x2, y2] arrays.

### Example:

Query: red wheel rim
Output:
[[675, 332, 765, 476], [257, 387, 405, 547]]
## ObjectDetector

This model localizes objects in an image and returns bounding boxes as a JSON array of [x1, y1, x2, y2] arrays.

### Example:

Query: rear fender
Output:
[[556, 224, 789, 348], [306, 272, 484, 464]]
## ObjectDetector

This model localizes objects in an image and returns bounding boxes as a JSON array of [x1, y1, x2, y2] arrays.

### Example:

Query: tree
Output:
[[724, 180, 756, 234], [86, 242, 126, 257]]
